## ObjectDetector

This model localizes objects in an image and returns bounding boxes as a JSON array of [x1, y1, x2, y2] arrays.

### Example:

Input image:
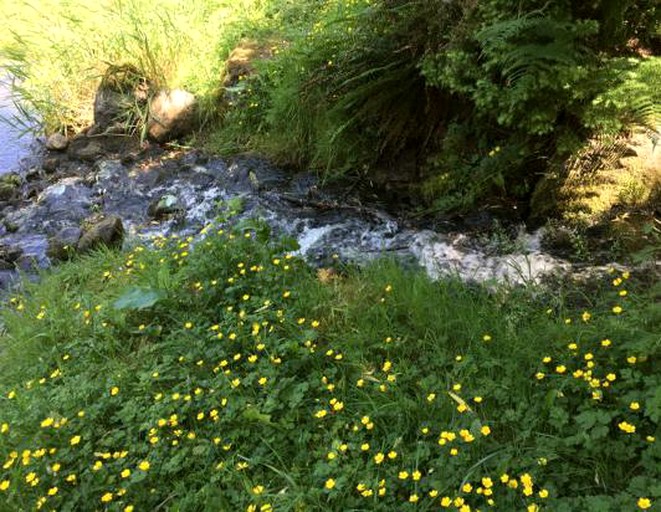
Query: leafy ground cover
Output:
[[0, 211, 658, 511]]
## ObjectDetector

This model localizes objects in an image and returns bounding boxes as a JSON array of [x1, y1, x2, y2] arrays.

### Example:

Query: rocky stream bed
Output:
[[1, 134, 644, 293]]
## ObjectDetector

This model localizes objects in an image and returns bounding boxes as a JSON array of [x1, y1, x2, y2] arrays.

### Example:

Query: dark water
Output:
[[0, 76, 34, 174]]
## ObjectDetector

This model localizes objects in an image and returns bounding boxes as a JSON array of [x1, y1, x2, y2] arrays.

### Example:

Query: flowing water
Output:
[[0, 75, 34, 175]]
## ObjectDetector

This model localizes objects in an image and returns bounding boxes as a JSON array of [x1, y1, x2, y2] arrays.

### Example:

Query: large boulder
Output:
[[147, 89, 198, 142], [77, 216, 124, 253]]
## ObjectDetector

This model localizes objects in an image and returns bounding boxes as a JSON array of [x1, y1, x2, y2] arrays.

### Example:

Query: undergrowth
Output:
[[0, 214, 658, 511]]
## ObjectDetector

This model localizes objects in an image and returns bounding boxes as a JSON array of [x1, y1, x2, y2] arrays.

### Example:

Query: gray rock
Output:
[[25, 167, 42, 181], [77, 216, 124, 253], [68, 140, 105, 162], [42, 157, 62, 173], [45, 133, 68, 151], [148, 194, 182, 219], [147, 89, 197, 142]]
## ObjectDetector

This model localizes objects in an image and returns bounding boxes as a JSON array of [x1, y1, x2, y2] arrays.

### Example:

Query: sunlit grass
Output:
[[0, 0, 271, 133]]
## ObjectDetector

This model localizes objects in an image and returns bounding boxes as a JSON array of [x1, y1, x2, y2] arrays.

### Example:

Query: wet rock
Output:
[[147, 89, 198, 142], [42, 156, 62, 173], [95, 159, 127, 185], [68, 139, 105, 162], [148, 194, 182, 219], [77, 216, 124, 253], [25, 167, 42, 182], [3, 218, 19, 234], [47, 226, 82, 262], [0, 244, 23, 270], [45, 133, 68, 151], [39, 178, 92, 218]]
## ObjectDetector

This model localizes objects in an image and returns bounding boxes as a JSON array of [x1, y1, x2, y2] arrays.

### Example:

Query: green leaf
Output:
[[113, 287, 163, 311]]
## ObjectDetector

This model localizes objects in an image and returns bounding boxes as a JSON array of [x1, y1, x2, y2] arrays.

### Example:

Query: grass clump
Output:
[[0, 216, 658, 510], [0, 0, 270, 133]]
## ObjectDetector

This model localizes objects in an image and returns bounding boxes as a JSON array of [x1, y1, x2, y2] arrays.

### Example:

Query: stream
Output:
[[0, 76, 34, 175], [0, 140, 601, 291]]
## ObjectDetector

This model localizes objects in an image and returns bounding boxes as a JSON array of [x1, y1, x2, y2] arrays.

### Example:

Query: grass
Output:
[[0, 211, 658, 511], [0, 0, 273, 133]]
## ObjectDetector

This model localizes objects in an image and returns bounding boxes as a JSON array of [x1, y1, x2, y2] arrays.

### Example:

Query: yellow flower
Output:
[[70, 435, 81, 446], [101, 492, 113, 503], [374, 453, 385, 464], [184, 322, 193, 329], [398, 471, 409, 480], [440, 496, 452, 507], [252, 485, 264, 495], [412, 470, 422, 481], [606, 373, 617, 382], [581, 311, 591, 322], [627, 356, 637, 364], [637, 498, 652, 510], [612, 306, 623, 314], [539, 489, 549, 498], [601, 339, 612, 347], [125, 506, 135, 512], [47, 487, 58, 496], [387, 450, 398, 459], [360, 443, 370, 451], [482, 334, 492, 342], [0, 480, 9, 491], [427, 393, 436, 402], [139, 460, 150, 471], [462, 483, 473, 493], [480, 425, 491, 436], [555, 365, 567, 374], [409, 494, 419, 503], [630, 402, 641, 411], [120, 468, 131, 478], [110, 386, 119, 396], [325, 478, 336, 490], [618, 421, 636, 433]]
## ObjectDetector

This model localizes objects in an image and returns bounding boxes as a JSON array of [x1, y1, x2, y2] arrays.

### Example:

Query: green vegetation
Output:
[[1, 0, 658, 215], [0, 212, 659, 510]]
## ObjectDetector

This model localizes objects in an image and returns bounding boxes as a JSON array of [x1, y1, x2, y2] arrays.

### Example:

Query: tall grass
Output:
[[0, 0, 271, 133]]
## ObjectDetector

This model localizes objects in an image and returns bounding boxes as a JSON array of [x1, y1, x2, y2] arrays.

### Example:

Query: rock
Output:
[[0, 244, 23, 270], [45, 133, 68, 151], [68, 139, 105, 162], [25, 167, 42, 181], [39, 178, 92, 217], [147, 89, 198, 142], [3, 219, 19, 234], [93, 64, 150, 134], [47, 226, 82, 262], [148, 194, 182, 219], [77, 216, 124, 253], [42, 157, 62, 173]]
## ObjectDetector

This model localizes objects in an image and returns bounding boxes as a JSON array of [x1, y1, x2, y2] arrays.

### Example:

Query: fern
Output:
[[477, 15, 590, 88]]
